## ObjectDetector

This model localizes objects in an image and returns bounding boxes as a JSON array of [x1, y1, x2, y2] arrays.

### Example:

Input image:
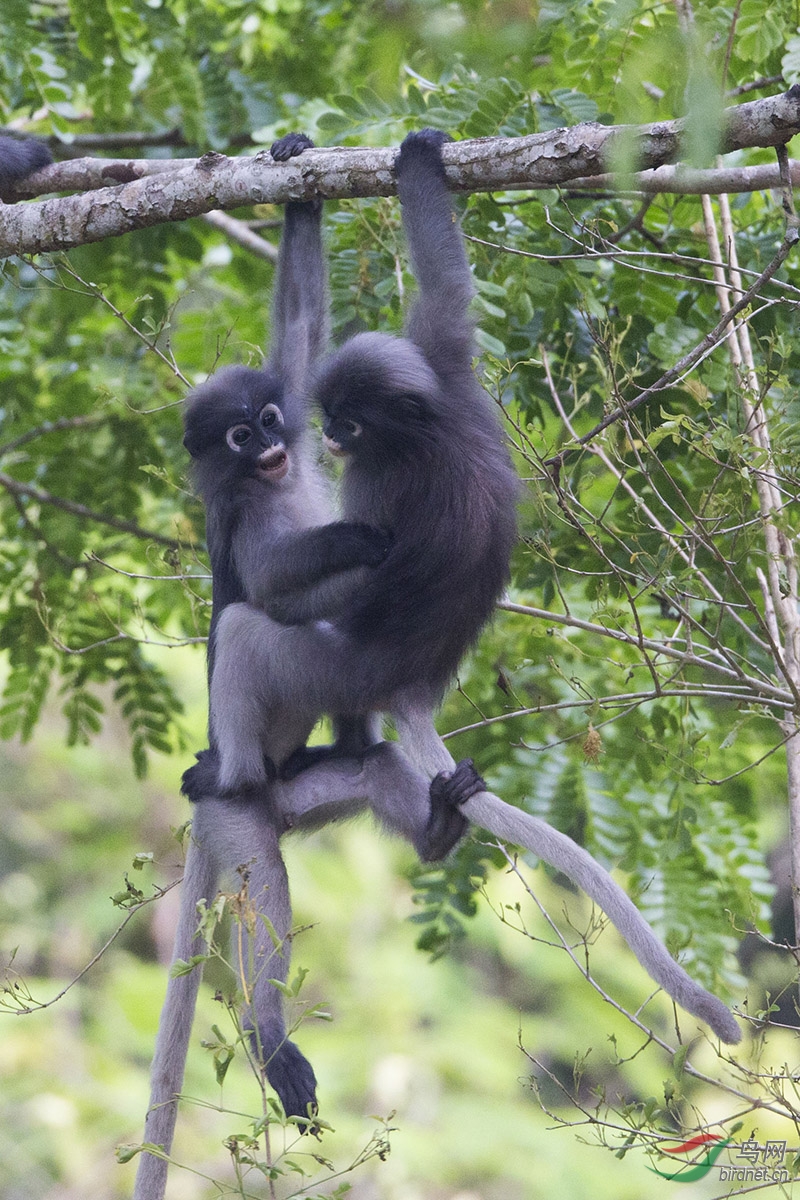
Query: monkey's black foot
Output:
[[270, 132, 315, 161], [263, 1039, 319, 1133], [182, 748, 278, 802], [279, 743, 342, 780], [419, 758, 484, 862], [180, 748, 220, 803]]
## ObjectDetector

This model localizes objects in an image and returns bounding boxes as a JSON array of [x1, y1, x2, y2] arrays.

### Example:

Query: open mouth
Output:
[[257, 448, 289, 479]]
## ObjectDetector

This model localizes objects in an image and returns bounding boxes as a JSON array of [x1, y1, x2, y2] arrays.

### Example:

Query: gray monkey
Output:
[[136, 132, 480, 1198], [136, 129, 740, 1200]]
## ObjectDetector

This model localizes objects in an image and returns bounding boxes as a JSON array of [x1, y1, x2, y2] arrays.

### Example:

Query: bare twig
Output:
[[200, 210, 278, 261], [0, 470, 188, 549], [544, 227, 799, 470]]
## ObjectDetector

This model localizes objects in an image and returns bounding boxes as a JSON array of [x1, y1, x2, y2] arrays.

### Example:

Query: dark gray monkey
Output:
[[136, 134, 480, 1200], [191, 129, 741, 1047], [0, 134, 52, 198], [205, 129, 519, 801]]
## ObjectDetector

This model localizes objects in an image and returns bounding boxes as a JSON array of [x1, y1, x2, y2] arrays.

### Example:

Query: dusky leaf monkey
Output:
[[135, 132, 483, 1198], [136, 126, 739, 1200]]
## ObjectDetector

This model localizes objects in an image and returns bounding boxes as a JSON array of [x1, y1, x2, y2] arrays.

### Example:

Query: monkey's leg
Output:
[[210, 604, 327, 792], [203, 797, 319, 1125], [134, 827, 217, 1200]]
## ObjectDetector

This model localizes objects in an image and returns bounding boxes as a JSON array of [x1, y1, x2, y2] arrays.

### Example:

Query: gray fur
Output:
[[135, 746, 739, 1200], [136, 130, 738, 1200]]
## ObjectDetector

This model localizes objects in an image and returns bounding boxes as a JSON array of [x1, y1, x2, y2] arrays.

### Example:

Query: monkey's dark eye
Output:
[[343, 419, 362, 437], [259, 403, 282, 429], [226, 425, 252, 450], [398, 395, 424, 418]]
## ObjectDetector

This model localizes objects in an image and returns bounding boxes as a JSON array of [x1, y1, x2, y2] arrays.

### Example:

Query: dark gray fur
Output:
[[137, 133, 481, 1198], [209, 131, 519, 799], [0, 134, 52, 199], [135, 132, 739, 1200]]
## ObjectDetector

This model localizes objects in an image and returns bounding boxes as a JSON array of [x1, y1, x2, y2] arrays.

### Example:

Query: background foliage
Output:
[[2, 0, 800, 1196]]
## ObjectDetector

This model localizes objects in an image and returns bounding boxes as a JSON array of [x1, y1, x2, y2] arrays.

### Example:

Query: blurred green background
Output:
[[4, 0, 800, 1195]]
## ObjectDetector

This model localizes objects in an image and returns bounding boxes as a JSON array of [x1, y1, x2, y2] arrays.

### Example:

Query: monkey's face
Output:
[[321, 391, 430, 465], [315, 334, 439, 467], [184, 366, 302, 488], [224, 401, 289, 480]]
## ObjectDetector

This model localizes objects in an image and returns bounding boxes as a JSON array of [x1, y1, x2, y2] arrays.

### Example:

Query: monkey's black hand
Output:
[[181, 748, 220, 803], [270, 133, 320, 215], [358, 523, 393, 566], [270, 132, 315, 161], [327, 521, 392, 568], [395, 128, 452, 178], [419, 758, 484, 862]]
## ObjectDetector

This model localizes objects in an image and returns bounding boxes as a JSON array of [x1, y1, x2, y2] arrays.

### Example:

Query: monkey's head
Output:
[[314, 333, 444, 467], [183, 365, 306, 495]]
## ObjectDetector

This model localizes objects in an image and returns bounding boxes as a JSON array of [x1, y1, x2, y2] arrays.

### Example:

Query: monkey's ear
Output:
[[183, 429, 200, 457]]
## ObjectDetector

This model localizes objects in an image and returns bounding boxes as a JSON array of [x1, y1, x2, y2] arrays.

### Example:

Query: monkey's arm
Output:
[[268, 134, 327, 395], [395, 129, 475, 374], [0, 135, 52, 200], [239, 521, 391, 623]]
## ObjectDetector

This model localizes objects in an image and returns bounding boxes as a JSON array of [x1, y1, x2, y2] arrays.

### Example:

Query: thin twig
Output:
[[0, 470, 188, 549], [544, 228, 799, 470]]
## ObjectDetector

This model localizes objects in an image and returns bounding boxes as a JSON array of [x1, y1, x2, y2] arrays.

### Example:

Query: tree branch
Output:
[[200, 210, 278, 260], [567, 157, 800, 194], [3, 88, 800, 258], [0, 470, 188, 549], [543, 224, 800, 471]]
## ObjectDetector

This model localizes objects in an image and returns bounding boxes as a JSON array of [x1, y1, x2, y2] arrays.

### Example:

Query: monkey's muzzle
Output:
[[257, 447, 289, 479]]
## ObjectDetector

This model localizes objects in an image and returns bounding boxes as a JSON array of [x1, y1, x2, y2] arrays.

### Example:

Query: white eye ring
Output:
[[260, 403, 282, 428], [343, 419, 362, 437], [226, 424, 252, 451]]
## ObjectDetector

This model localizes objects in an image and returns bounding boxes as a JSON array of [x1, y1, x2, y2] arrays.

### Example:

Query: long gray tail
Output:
[[462, 791, 741, 1044], [133, 834, 217, 1200]]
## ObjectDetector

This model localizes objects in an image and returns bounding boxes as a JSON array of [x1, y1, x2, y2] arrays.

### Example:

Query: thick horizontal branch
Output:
[[2, 88, 800, 258]]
